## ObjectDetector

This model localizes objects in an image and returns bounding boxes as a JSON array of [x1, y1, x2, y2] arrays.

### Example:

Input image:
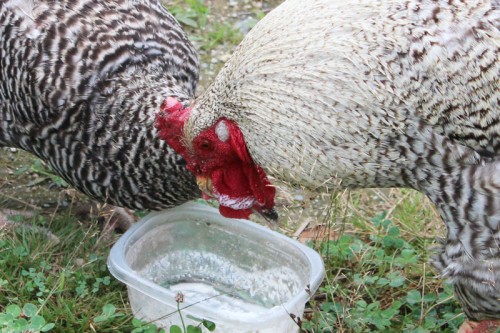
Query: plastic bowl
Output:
[[107, 202, 325, 333]]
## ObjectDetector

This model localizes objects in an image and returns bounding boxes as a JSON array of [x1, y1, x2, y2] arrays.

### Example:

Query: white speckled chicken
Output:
[[155, 0, 499, 331], [0, 0, 200, 213]]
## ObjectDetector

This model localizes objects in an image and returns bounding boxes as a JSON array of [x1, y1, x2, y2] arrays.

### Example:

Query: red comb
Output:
[[155, 97, 192, 160], [160, 97, 184, 113]]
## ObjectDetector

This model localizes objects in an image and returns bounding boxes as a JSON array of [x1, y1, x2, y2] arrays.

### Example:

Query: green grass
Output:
[[294, 190, 464, 332], [302, 203, 463, 332], [167, 0, 244, 51], [0, 212, 143, 332], [1, 187, 465, 333]]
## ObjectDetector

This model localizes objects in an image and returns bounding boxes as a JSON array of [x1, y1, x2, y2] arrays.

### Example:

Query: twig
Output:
[[292, 218, 311, 240], [0, 193, 42, 211], [384, 191, 411, 221], [420, 263, 426, 325]]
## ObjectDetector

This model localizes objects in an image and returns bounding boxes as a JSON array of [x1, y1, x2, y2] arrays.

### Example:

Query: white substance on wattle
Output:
[[214, 190, 255, 210]]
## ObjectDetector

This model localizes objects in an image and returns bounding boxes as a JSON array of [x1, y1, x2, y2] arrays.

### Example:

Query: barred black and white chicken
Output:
[[0, 0, 200, 218]]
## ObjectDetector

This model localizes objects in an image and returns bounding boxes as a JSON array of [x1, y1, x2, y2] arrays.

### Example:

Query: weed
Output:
[[302, 207, 463, 333], [167, 0, 244, 51], [93, 304, 125, 323], [169, 292, 216, 333], [0, 303, 55, 333], [169, 0, 209, 30], [201, 22, 243, 51], [131, 318, 166, 333], [0, 213, 142, 332]]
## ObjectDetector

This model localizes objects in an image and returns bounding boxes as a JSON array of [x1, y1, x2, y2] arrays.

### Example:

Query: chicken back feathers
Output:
[[0, 0, 200, 210]]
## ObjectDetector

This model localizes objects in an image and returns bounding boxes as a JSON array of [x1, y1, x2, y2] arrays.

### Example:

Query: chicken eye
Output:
[[198, 139, 213, 151]]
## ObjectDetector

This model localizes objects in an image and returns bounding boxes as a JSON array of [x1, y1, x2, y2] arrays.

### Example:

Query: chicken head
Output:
[[155, 97, 276, 220]]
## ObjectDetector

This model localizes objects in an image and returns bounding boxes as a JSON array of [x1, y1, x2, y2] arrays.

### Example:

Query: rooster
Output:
[[0, 0, 201, 222], [155, 0, 499, 331]]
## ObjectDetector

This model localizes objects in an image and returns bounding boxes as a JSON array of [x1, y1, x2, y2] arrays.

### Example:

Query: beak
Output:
[[253, 206, 279, 225], [197, 176, 279, 223], [261, 207, 278, 221], [196, 176, 214, 198]]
